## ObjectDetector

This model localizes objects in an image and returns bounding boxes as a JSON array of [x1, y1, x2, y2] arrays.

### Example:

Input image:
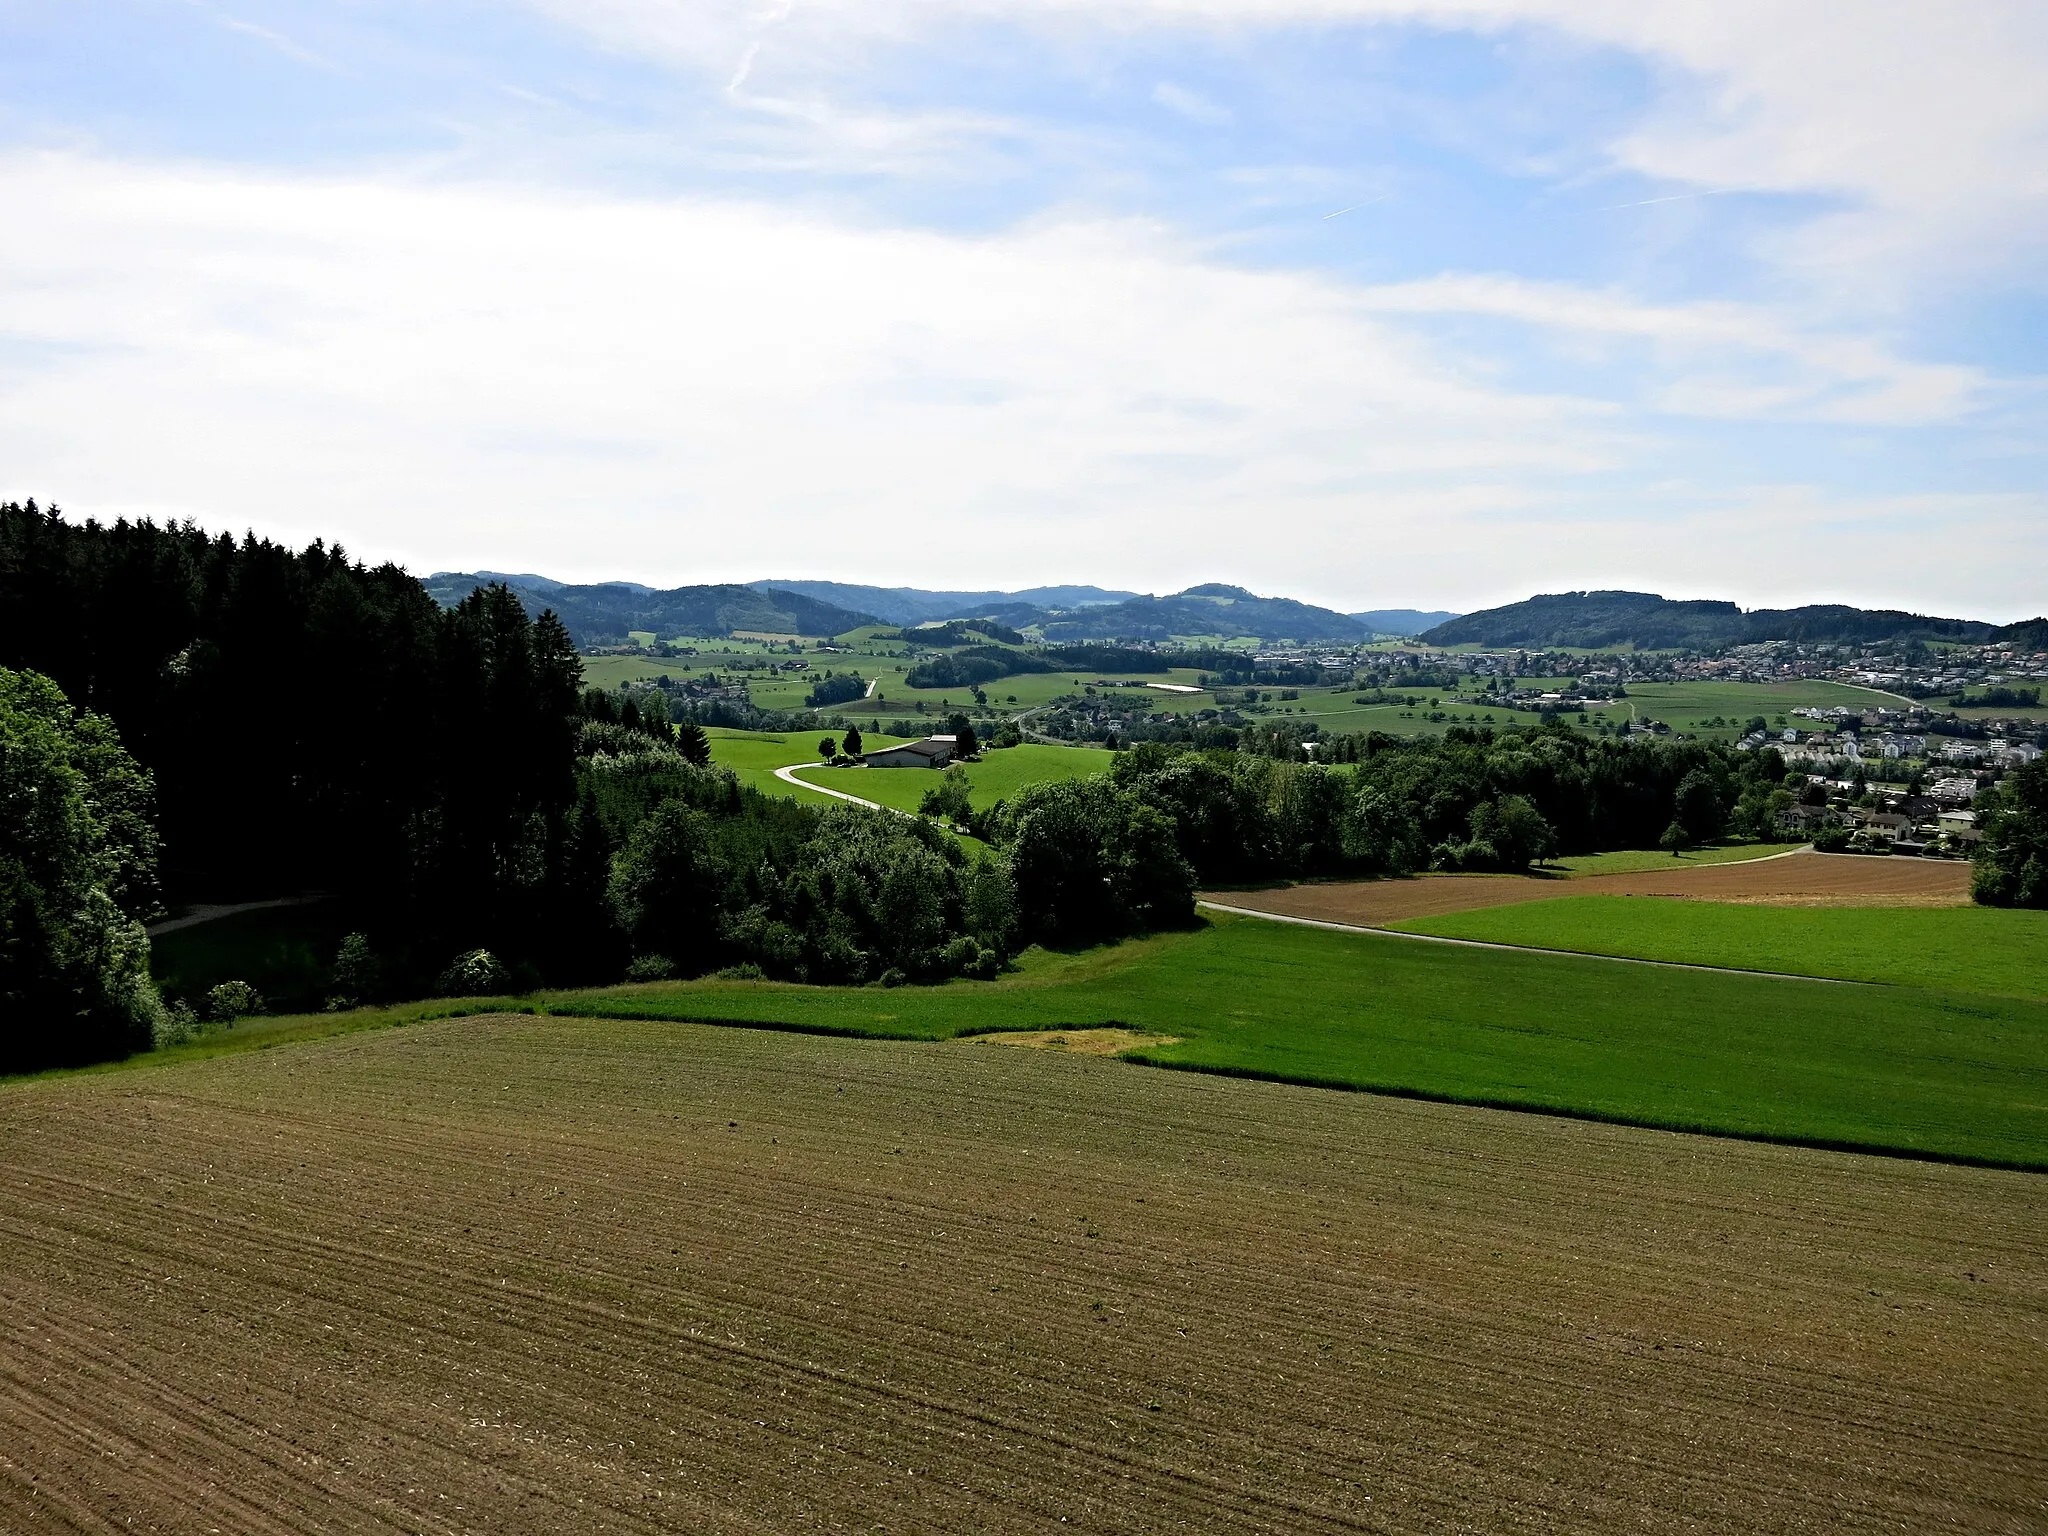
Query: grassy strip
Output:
[[25, 915, 2048, 1169], [1547, 842, 1804, 877], [1393, 897, 2048, 1002]]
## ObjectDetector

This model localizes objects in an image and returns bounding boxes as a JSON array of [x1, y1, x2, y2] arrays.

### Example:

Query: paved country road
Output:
[[773, 760, 894, 813]]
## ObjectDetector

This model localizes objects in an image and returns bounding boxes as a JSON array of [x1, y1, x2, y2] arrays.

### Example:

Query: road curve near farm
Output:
[[773, 760, 893, 812]]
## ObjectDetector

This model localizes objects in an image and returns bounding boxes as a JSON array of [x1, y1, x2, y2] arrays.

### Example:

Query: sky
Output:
[[1, 1, 2044, 619]]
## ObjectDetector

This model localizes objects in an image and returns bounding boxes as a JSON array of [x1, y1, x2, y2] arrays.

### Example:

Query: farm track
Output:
[[2, 1014, 2043, 1532], [1209, 849, 1974, 927]]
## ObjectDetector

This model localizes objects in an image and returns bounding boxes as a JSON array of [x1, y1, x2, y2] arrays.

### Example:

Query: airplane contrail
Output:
[[1595, 187, 1757, 212], [1323, 195, 1390, 219]]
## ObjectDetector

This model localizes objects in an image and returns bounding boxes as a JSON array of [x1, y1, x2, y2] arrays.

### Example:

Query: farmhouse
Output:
[[862, 736, 956, 769]]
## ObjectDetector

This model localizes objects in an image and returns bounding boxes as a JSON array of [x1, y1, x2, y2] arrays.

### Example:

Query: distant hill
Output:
[[1997, 617, 2048, 650], [1420, 591, 2001, 651], [750, 580, 1141, 627], [1352, 608, 1460, 637], [425, 574, 876, 644], [1041, 584, 1371, 644]]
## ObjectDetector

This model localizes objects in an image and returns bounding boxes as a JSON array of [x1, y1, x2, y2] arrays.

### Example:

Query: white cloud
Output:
[[0, 151, 2038, 615], [1359, 275, 1986, 423], [522, 0, 2048, 299], [1151, 81, 1232, 126]]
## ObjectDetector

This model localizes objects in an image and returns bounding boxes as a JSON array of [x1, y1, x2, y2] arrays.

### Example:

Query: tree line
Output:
[[9, 501, 2042, 1073]]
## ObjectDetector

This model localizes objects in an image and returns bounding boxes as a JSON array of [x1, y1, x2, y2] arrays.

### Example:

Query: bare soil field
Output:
[[1208, 850, 1973, 927], [3, 1014, 2043, 1533]]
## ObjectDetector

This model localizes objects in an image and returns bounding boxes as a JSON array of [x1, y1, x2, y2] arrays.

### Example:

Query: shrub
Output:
[[436, 949, 509, 996], [919, 773, 973, 824], [878, 967, 908, 988], [153, 1000, 202, 1048], [203, 980, 265, 1022], [330, 932, 380, 1006], [625, 954, 678, 982]]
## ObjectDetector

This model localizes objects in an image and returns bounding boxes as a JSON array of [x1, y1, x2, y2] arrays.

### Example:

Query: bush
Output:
[[203, 980, 265, 1022], [625, 954, 678, 981], [436, 949, 509, 996], [714, 961, 765, 981], [919, 773, 973, 824], [153, 1000, 202, 1048], [878, 967, 908, 988], [330, 932, 380, 1006]]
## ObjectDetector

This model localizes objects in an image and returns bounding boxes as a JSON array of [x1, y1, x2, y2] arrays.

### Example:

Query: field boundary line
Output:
[[1196, 900, 1854, 985]]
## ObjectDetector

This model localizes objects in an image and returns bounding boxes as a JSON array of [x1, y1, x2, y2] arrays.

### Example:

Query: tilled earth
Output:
[[1205, 848, 1973, 927], [2, 1014, 2042, 1533]]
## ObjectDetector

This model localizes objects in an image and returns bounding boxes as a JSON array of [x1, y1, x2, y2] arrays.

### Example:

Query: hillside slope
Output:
[[750, 580, 1141, 626], [1042, 584, 1371, 643], [1423, 591, 1999, 650], [426, 575, 876, 643]]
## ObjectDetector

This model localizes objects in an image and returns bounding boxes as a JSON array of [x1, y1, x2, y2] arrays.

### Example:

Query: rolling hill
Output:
[[425, 575, 877, 644], [1040, 584, 1372, 643], [1352, 608, 1461, 636], [749, 580, 1141, 627], [1421, 591, 2006, 650]]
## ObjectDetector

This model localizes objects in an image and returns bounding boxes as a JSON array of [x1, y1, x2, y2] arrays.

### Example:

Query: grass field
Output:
[[1395, 897, 2048, 1001], [7, 1017, 2040, 1532], [1584, 679, 1916, 736], [705, 726, 916, 797], [791, 742, 1116, 814], [126, 912, 2048, 1169], [839, 667, 1215, 717]]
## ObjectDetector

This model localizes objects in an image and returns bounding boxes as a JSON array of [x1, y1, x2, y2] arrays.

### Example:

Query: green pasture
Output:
[[37, 907, 2048, 1169], [789, 742, 1116, 815], [541, 914, 2048, 1166], [1547, 842, 1804, 876], [1587, 679, 1916, 737], [839, 667, 1214, 717], [1395, 897, 2048, 1002], [124, 913, 2048, 1169], [705, 727, 915, 798]]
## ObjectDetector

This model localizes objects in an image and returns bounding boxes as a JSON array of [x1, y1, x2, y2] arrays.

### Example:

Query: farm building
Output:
[[862, 737, 955, 768]]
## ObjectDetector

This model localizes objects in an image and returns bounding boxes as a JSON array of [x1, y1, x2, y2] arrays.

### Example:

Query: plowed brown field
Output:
[[1206, 849, 1973, 926], [3, 1014, 2043, 1533]]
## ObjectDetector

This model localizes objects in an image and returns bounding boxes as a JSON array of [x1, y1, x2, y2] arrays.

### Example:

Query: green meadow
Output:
[[1395, 897, 2048, 1002], [791, 742, 1116, 814], [98, 913, 2048, 1171], [705, 727, 916, 798]]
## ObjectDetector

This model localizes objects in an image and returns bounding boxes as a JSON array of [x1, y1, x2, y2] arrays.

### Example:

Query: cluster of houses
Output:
[[1776, 794, 1983, 855]]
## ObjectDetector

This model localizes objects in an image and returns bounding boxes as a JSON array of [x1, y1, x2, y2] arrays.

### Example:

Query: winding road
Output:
[[771, 761, 897, 815]]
